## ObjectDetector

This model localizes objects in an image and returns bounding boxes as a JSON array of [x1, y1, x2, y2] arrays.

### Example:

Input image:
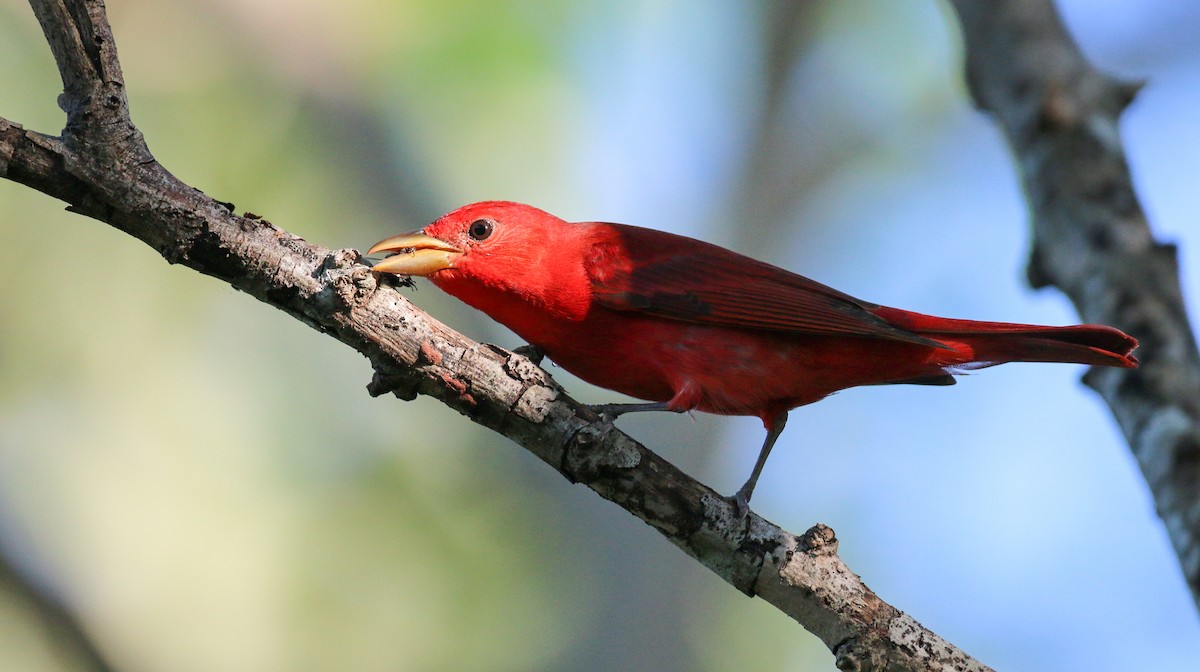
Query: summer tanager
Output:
[[369, 201, 1138, 513]]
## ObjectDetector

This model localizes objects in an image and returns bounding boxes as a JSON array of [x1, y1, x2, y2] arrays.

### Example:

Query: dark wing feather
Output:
[[584, 223, 942, 348]]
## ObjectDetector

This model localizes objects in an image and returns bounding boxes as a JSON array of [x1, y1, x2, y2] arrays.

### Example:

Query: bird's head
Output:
[[368, 201, 592, 321], [368, 200, 564, 280]]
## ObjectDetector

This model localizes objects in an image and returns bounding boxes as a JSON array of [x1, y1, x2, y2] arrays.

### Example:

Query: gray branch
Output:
[[950, 0, 1200, 610], [0, 1, 994, 670]]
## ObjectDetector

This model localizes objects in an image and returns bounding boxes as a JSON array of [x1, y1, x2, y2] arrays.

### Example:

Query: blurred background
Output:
[[1, 0, 1198, 670]]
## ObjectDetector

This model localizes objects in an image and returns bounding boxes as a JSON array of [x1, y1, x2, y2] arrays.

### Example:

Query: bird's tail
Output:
[[873, 307, 1139, 369]]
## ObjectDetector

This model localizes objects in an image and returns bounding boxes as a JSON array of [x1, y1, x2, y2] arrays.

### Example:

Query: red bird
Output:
[[369, 201, 1138, 513]]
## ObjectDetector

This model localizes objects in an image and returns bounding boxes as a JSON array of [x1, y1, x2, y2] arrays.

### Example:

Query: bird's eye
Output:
[[468, 219, 494, 241]]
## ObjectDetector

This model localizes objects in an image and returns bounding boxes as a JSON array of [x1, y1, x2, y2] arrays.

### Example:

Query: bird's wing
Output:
[[583, 223, 941, 347]]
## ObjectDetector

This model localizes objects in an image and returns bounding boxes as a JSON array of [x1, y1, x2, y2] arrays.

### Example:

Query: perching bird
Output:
[[369, 201, 1138, 514]]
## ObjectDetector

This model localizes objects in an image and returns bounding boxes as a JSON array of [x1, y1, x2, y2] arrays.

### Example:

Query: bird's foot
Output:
[[732, 488, 752, 521], [587, 403, 618, 423], [587, 401, 676, 423], [584, 405, 629, 433], [587, 404, 622, 425], [584, 401, 684, 445], [512, 343, 545, 365]]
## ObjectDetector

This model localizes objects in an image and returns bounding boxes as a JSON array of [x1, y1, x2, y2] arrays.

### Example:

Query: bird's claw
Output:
[[732, 489, 752, 521], [512, 343, 545, 365], [587, 403, 619, 423], [585, 404, 620, 429]]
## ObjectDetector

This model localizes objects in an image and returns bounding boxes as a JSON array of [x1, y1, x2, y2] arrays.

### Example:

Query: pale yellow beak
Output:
[[367, 231, 463, 276]]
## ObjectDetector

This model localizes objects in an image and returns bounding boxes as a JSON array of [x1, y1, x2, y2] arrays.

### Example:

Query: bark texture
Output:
[[0, 1, 997, 669]]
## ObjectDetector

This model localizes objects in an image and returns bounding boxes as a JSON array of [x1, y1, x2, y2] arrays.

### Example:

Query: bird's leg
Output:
[[733, 411, 788, 519], [588, 401, 681, 424], [585, 402, 680, 440]]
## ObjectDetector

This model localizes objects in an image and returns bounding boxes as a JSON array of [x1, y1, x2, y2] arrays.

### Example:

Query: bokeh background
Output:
[[2, 0, 1198, 670]]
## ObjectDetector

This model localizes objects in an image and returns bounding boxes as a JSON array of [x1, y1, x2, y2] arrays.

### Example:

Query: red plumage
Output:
[[369, 201, 1138, 511]]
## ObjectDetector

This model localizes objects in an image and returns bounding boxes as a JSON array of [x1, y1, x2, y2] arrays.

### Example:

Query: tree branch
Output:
[[2, 1, 991, 670], [950, 0, 1200, 610]]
